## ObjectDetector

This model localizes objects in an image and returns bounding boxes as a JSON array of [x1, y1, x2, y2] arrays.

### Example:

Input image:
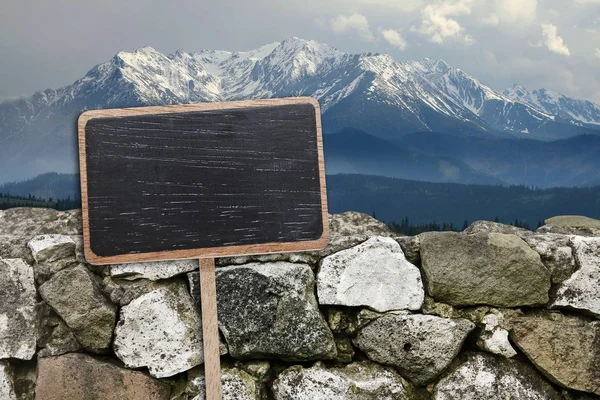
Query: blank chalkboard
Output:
[[78, 98, 329, 265]]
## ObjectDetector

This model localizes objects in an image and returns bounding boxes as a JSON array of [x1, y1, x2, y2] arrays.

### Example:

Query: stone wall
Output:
[[1, 208, 599, 399]]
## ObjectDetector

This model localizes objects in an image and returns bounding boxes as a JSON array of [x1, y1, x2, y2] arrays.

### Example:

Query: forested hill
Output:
[[326, 174, 600, 227]]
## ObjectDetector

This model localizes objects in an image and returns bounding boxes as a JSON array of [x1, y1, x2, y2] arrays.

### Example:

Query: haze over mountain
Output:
[[1, 37, 599, 184]]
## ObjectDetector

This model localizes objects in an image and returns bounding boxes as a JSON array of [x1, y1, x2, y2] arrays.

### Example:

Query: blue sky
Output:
[[2, 0, 600, 102]]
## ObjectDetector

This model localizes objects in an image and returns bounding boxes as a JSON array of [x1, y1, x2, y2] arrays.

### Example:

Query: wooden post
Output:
[[199, 258, 222, 400]]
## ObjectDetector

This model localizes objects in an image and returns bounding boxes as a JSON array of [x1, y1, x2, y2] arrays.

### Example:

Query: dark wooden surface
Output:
[[83, 102, 325, 259]]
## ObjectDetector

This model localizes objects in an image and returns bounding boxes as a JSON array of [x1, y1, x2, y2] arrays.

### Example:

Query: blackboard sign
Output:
[[78, 98, 329, 265]]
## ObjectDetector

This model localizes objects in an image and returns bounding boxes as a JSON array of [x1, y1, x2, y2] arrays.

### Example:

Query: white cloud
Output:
[[498, 0, 537, 23], [540, 23, 571, 56], [415, 0, 475, 45], [595, 48, 600, 59], [380, 29, 408, 50], [479, 14, 500, 26], [575, 0, 600, 4], [331, 13, 375, 41]]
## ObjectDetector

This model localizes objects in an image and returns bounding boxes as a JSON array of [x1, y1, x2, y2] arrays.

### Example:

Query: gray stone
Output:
[[420, 232, 551, 307], [433, 353, 562, 400], [272, 361, 412, 400], [0, 258, 36, 360], [510, 314, 600, 395], [353, 310, 474, 385], [522, 233, 576, 283], [464, 220, 530, 236], [11, 360, 37, 400], [538, 215, 600, 236], [0, 361, 16, 400], [183, 366, 266, 400], [317, 236, 424, 312], [114, 282, 204, 378], [38, 265, 116, 353], [0, 235, 35, 265], [215, 262, 336, 361], [110, 259, 198, 280], [27, 234, 76, 264], [36, 301, 81, 358], [101, 276, 168, 306], [0, 208, 81, 236], [475, 313, 517, 358], [551, 236, 600, 318], [35, 353, 170, 400], [394, 235, 420, 265]]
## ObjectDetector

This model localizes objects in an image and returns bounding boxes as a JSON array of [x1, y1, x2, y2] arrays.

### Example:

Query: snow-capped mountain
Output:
[[0, 38, 598, 183], [503, 84, 600, 127]]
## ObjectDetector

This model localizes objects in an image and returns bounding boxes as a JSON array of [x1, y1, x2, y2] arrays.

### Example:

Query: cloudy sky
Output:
[[2, 0, 600, 102]]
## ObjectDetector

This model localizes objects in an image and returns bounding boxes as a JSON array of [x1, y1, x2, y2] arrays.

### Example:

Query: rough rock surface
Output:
[[420, 232, 551, 307], [353, 310, 474, 385], [538, 215, 600, 236], [317, 236, 424, 312], [464, 220, 530, 236], [181, 366, 266, 400], [36, 301, 81, 358], [510, 314, 600, 394], [272, 361, 412, 400], [110, 259, 198, 281], [522, 233, 576, 283], [38, 265, 116, 353], [394, 235, 421, 265], [0, 208, 81, 236], [215, 262, 336, 360], [433, 353, 561, 400], [0, 361, 16, 400], [35, 353, 170, 400], [0, 258, 36, 360], [114, 282, 204, 378], [551, 237, 600, 317], [101, 276, 167, 306], [0, 235, 36, 265], [27, 234, 76, 264], [475, 314, 517, 358]]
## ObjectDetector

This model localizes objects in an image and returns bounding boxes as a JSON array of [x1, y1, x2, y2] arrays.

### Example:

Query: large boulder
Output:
[[215, 262, 336, 361], [0, 361, 16, 400], [113, 282, 204, 378], [317, 236, 424, 312], [38, 265, 116, 353], [271, 361, 413, 400], [510, 314, 600, 395], [419, 232, 551, 307], [110, 259, 198, 281], [0, 208, 81, 236], [464, 220, 530, 236], [538, 215, 600, 236], [433, 353, 562, 400], [551, 236, 600, 318], [0, 258, 36, 360], [353, 310, 474, 385], [35, 353, 170, 400]]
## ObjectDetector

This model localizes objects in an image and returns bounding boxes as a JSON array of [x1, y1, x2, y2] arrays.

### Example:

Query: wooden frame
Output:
[[78, 97, 329, 265]]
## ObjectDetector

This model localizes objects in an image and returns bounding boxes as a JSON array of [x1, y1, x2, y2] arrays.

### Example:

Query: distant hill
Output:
[[326, 174, 600, 227], [0, 172, 80, 200]]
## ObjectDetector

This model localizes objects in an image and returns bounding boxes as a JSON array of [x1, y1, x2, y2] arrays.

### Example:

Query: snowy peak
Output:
[[503, 84, 600, 126]]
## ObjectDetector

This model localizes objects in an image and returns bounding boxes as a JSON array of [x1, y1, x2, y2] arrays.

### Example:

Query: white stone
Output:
[[272, 362, 411, 400], [477, 314, 517, 358], [110, 259, 198, 281], [551, 236, 600, 317], [27, 234, 76, 263], [0, 361, 16, 400], [113, 282, 203, 378], [317, 236, 424, 312], [0, 259, 36, 359], [434, 353, 561, 400]]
